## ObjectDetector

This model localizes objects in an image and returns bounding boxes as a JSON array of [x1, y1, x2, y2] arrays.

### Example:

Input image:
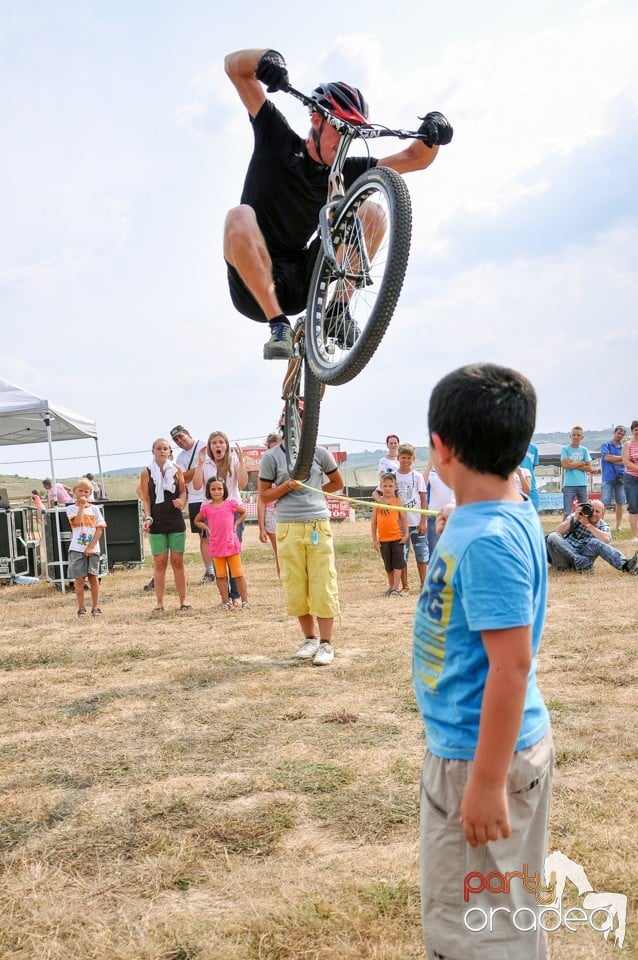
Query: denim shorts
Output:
[[406, 526, 430, 564], [562, 484, 588, 515], [601, 478, 627, 506], [625, 474, 638, 514]]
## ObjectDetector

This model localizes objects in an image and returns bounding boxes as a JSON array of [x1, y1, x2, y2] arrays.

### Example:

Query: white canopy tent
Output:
[[0, 378, 105, 591]]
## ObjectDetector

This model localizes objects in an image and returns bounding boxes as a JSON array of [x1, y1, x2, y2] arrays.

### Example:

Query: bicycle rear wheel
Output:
[[282, 322, 322, 481], [305, 166, 412, 386]]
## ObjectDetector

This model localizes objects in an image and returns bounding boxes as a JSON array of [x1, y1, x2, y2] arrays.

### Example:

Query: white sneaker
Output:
[[313, 642, 334, 666], [295, 637, 320, 660]]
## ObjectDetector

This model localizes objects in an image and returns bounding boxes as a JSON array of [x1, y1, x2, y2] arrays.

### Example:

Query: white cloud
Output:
[[1, 2, 637, 467]]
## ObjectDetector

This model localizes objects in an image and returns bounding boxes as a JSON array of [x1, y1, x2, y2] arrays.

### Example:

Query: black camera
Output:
[[579, 502, 594, 519]]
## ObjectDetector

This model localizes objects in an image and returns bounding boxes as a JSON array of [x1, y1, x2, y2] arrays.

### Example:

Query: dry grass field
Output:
[[0, 519, 636, 959]]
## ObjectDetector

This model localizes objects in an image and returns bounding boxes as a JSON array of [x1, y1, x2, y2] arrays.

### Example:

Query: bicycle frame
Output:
[[280, 89, 416, 477]]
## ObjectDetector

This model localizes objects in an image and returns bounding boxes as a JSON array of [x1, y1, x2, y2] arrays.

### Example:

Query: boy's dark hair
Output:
[[428, 363, 536, 479], [380, 472, 398, 486], [206, 477, 229, 500]]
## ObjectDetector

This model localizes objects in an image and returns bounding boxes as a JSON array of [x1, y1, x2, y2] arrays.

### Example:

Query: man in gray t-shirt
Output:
[[258, 445, 343, 666]]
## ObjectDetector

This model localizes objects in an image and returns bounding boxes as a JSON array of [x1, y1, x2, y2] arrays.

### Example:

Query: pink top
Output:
[[47, 483, 73, 506], [626, 440, 638, 478], [199, 499, 241, 558]]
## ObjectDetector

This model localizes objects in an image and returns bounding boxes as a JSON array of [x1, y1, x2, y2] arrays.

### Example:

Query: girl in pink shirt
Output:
[[622, 420, 638, 542], [194, 478, 249, 610]]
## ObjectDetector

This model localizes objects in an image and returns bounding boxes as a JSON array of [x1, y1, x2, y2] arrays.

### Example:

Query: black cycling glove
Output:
[[255, 50, 290, 92], [418, 111, 454, 147]]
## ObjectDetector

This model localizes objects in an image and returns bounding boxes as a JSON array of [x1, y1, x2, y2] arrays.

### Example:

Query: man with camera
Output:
[[546, 500, 638, 574]]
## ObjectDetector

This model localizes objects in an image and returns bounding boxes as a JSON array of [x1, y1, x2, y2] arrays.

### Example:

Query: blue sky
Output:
[[1, 0, 637, 474]]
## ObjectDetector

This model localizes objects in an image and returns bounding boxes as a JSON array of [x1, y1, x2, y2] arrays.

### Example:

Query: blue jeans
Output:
[[562, 485, 588, 516], [547, 532, 626, 571], [228, 517, 245, 599]]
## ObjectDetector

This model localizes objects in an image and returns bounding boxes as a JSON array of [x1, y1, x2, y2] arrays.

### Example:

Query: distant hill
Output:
[[103, 467, 143, 477], [1, 428, 617, 501], [532, 429, 614, 448]]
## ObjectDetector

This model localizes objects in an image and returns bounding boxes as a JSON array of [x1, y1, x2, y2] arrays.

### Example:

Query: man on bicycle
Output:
[[224, 47, 453, 360]]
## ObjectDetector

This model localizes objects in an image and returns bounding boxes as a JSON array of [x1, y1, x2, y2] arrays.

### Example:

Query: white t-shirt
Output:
[[66, 503, 106, 555], [426, 467, 455, 512], [176, 439, 206, 503], [378, 455, 400, 477], [513, 466, 532, 494], [381, 469, 426, 527]]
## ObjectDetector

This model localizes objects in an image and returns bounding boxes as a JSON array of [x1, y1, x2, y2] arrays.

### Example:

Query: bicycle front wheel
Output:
[[282, 325, 322, 481], [305, 166, 412, 386]]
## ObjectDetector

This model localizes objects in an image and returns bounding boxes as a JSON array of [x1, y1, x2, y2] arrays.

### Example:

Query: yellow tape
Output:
[[297, 482, 437, 516]]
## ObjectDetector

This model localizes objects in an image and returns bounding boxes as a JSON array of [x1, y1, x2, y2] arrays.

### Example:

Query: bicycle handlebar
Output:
[[284, 85, 428, 143]]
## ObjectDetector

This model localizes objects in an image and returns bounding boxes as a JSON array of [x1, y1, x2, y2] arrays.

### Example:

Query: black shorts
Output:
[[380, 539, 406, 573], [226, 236, 321, 322], [189, 501, 207, 536]]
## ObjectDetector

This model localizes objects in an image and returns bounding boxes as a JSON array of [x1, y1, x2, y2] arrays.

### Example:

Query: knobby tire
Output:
[[305, 166, 412, 386], [282, 323, 322, 481]]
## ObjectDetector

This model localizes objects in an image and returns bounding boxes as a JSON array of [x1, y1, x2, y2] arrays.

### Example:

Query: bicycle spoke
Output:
[[306, 167, 411, 386]]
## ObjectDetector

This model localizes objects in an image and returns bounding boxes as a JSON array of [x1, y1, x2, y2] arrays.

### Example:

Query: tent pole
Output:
[[94, 438, 106, 499], [45, 414, 66, 594]]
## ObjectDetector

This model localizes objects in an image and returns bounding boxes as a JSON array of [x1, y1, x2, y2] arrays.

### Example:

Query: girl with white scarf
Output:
[[139, 438, 190, 613]]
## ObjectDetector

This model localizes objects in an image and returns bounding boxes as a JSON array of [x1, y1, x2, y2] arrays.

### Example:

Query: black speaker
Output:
[[102, 500, 144, 566], [44, 510, 72, 564], [12, 508, 28, 540], [0, 510, 29, 578], [0, 512, 10, 558], [27, 541, 42, 578]]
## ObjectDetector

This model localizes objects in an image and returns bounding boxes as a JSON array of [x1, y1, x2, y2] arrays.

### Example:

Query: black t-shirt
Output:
[[147, 470, 186, 535], [240, 100, 376, 260]]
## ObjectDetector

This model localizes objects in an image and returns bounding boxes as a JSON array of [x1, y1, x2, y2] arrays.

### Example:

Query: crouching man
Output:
[[546, 501, 637, 575]]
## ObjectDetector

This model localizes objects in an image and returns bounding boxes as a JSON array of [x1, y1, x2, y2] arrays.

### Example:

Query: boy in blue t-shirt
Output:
[[560, 426, 592, 517], [413, 363, 553, 960]]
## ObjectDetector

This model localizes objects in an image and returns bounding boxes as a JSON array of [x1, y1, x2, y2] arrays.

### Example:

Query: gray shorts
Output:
[[68, 550, 100, 579], [264, 508, 277, 535], [419, 729, 554, 960]]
